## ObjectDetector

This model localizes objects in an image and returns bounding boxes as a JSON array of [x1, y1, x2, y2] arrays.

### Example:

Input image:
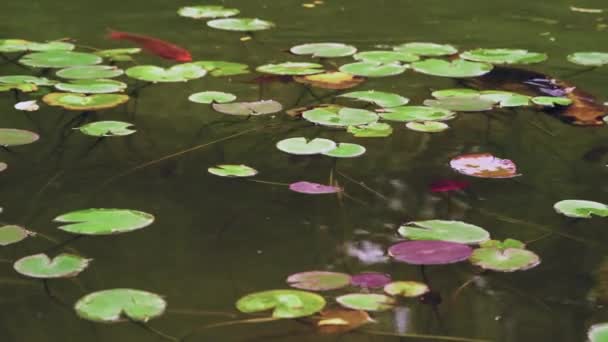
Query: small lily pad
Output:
[[287, 271, 351, 291], [208, 164, 258, 178], [56, 65, 123, 80], [75, 289, 166, 323], [316, 309, 373, 334], [207, 18, 275, 31], [43, 93, 129, 111], [77, 121, 135, 137], [236, 289, 326, 318], [567, 52, 608, 67], [322, 143, 366, 158], [354, 50, 419, 64], [531, 96, 572, 107], [339, 90, 409, 108], [384, 281, 430, 297], [189, 91, 236, 104], [553, 200, 608, 218], [431, 88, 480, 99], [178, 5, 239, 19], [289, 181, 341, 194], [480, 238, 526, 250], [336, 294, 395, 312], [406, 121, 449, 133], [470, 247, 540, 272], [293, 71, 364, 89], [0, 225, 33, 246], [126, 64, 206, 82], [0, 129, 39, 146], [55, 79, 127, 94], [54, 208, 154, 235], [480, 90, 531, 107], [589, 323, 608, 342], [256, 62, 323, 75], [339, 62, 407, 77], [398, 220, 490, 245], [379, 106, 455, 122], [212, 100, 282, 115], [347, 122, 393, 137], [193, 60, 250, 76], [303, 107, 378, 127], [412, 59, 493, 78], [276, 137, 336, 155], [423, 97, 495, 112], [450, 153, 520, 178], [20, 51, 102, 68], [0, 75, 56, 86], [13, 253, 90, 279], [0, 39, 74, 53], [94, 48, 141, 62], [460, 48, 547, 64], [394, 42, 458, 57], [290, 43, 357, 58], [388, 240, 473, 265], [351, 272, 391, 288]]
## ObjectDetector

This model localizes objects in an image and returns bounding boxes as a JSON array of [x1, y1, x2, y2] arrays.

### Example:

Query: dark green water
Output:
[[2, 0, 608, 341]]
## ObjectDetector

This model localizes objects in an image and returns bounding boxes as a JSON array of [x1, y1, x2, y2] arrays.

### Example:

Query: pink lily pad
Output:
[[429, 179, 470, 193], [449, 153, 520, 178], [351, 272, 392, 288], [388, 240, 473, 265], [289, 181, 342, 194]]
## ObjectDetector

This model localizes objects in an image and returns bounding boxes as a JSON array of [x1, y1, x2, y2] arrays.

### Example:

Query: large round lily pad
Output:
[[460, 48, 547, 64], [75, 289, 166, 323], [276, 137, 336, 155], [336, 294, 395, 312], [193, 60, 250, 76], [450, 153, 520, 178], [0, 39, 74, 53], [347, 122, 393, 137], [256, 62, 323, 76], [388, 240, 473, 265], [589, 323, 608, 342], [406, 121, 449, 133], [339, 62, 407, 77], [303, 107, 378, 127], [553, 200, 608, 218], [0, 129, 39, 146], [212, 100, 282, 115], [339, 90, 409, 108], [290, 43, 357, 58], [77, 121, 135, 137], [13, 253, 90, 279], [189, 91, 236, 104], [384, 281, 430, 297], [56, 65, 123, 80], [236, 289, 326, 318], [379, 106, 455, 122], [208, 164, 258, 178], [54, 208, 154, 235], [178, 5, 239, 19], [43, 93, 129, 111], [322, 143, 366, 158], [470, 247, 540, 272], [207, 18, 275, 31], [394, 42, 458, 56], [412, 59, 493, 78], [398, 220, 490, 244], [289, 181, 341, 194], [55, 79, 127, 94], [20, 51, 102, 68], [287, 271, 351, 291], [567, 52, 608, 67], [126, 64, 206, 83], [0, 225, 33, 246], [354, 50, 419, 64]]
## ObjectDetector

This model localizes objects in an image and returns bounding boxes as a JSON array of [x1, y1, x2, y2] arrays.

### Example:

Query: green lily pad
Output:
[[431, 88, 480, 99], [470, 247, 540, 272], [94, 48, 141, 62], [431, 89, 529, 109], [589, 323, 608, 342], [0, 129, 39, 146], [193, 61, 250, 76], [208, 164, 258, 177], [480, 238, 526, 249], [287, 271, 351, 291], [567, 52, 608, 67], [13, 253, 90, 279], [290, 43, 357, 58], [0, 39, 74, 53], [380, 106, 455, 122], [75, 289, 166, 323], [303, 107, 378, 127], [406, 121, 449, 133], [393, 42, 458, 57], [554, 200, 608, 218], [339, 62, 407, 77], [412, 59, 493, 78], [236, 289, 326, 318], [480, 90, 531, 107], [354, 50, 419, 64], [20, 51, 102, 68], [423, 97, 495, 112], [322, 143, 366, 158], [54, 208, 155, 235], [207, 18, 275, 31], [531, 96, 572, 107], [126, 64, 206, 82], [383, 281, 430, 297], [256, 62, 323, 75], [189, 91, 236, 104], [77, 121, 135, 137], [0, 225, 33, 246], [460, 48, 547, 64], [276, 137, 336, 155], [339, 90, 409, 108], [0, 83, 38, 92], [56, 65, 123, 80], [55, 79, 127, 94], [398, 220, 490, 244], [212, 100, 282, 115], [347, 122, 393, 137], [336, 294, 395, 312], [0, 75, 56, 86], [178, 5, 239, 19], [43, 93, 129, 111]]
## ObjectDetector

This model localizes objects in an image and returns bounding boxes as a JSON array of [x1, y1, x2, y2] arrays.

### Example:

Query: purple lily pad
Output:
[[351, 272, 392, 288], [289, 181, 342, 194], [388, 240, 473, 265]]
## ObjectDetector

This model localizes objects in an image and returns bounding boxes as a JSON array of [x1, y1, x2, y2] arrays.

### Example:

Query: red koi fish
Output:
[[107, 30, 192, 62]]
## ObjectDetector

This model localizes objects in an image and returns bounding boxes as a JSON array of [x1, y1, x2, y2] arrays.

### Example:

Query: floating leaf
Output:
[[351, 272, 391, 288], [0, 83, 37, 93], [480, 90, 531, 107], [450, 153, 520, 178], [394, 42, 458, 57], [336, 293, 395, 312], [13, 253, 90, 279], [480, 238, 526, 250], [423, 97, 495, 112], [290, 43, 357, 58], [77, 121, 135, 137], [567, 52, 608, 67], [339, 90, 409, 108], [20, 51, 102, 68], [286, 104, 339, 118], [470, 247, 540, 272], [212, 100, 282, 115], [412, 59, 493, 78], [322, 143, 366, 158], [379, 106, 455, 122], [589, 323, 608, 342], [94, 48, 141, 62], [236, 289, 326, 318], [316, 309, 373, 334], [431, 88, 480, 99], [178, 5, 239, 19], [388, 240, 473, 265], [347, 122, 393, 137], [192, 60, 249, 76], [460, 48, 547, 64], [303, 107, 378, 127], [406, 121, 449, 133], [0, 129, 39, 146], [531, 96, 572, 107], [398, 220, 490, 245], [126, 64, 206, 82], [189, 91, 236, 104], [207, 18, 275, 31], [54, 208, 154, 235], [56, 65, 123, 80], [293, 72, 364, 89], [55, 79, 127, 94], [339, 62, 406, 77], [0, 225, 33, 246], [354, 50, 419, 64], [276, 137, 336, 155], [553, 200, 608, 218], [0, 39, 74, 53], [14, 100, 39, 112], [287, 271, 351, 291], [208, 164, 258, 178], [289, 181, 341, 194], [75, 289, 166, 323], [43, 93, 129, 111], [384, 281, 430, 297], [256, 62, 323, 75], [0, 75, 56, 86]]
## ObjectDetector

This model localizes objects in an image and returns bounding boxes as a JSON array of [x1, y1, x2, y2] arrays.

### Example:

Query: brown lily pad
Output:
[[315, 309, 374, 334], [294, 71, 365, 89]]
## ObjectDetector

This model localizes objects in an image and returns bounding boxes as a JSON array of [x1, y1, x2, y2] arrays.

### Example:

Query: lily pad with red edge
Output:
[[276, 137, 336, 155], [429, 180, 470, 193], [289, 181, 341, 194], [0, 129, 39, 147], [13, 253, 91, 279], [398, 220, 490, 245], [20, 51, 102, 68], [236, 289, 326, 318], [553, 200, 608, 218], [336, 293, 395, 312], [290, 43, 357, 58], [75, 288, 167, 323], [315, 309, 373, 334], [393, 42, 458, 57], [0, 225, 33, 246], [470, 247, 540, 272], [212, 100, 281, 115], [450, 153, 520, 178], [286, 271, 351, 291], [293, 72, 364, 90], [384, 281, 430, 297], [43, 93, 129, 111], [347, 122, 393, 137], [208, 164, 258, 178], [388, 240, 473, 265], [588, 323, 608, 342], [351, 272, 391, 288]]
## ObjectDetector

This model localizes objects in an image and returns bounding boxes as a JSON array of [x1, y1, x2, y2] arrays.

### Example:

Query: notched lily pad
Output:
[[388, 240, 473, 265], [303, 107, 378, 127], [460, 48, 547, 64], [126, 64, 206, 82], [75, 288, 166, 323], [398, 220, 490, 245], [189, 91, 236, 104], [531, 96, 572, 107], [208, 164, 258, 178], [347, 122, 393, 137], [77, 121, 135, 137], [14, 253, 90, 279], [290, 43, 357, 58], [450, 153, 520, 178], [379, 106, 455, 122], [394, 42, 458, 57], [339, 90, 409, 108], [94, 48, 141, 62], [276, 137, 336, 155], [384, 281, 430, 297], [289, 181, 341, 194], [20, 51, 102, 68], [322, 143, 366, 158], [236, 289, 326, 318], [207, 18, 275, 31], [193, 60, 250, 76], [178, 5, 239, 19], [212, 100, 281, 115], [339, 62, 407, 77], [43, 93, 129, 111], [553, 200, 608, 218], [54, 208, 154, 235], [256, 62, 323, 76], [0, 225, 33, 246], [406, 121, 449, 133], [287, 271, 351, 291], [336, 293, 395, 312], [412, 59, 493, 78], [470, 247, 540, 272], [0, 75, 56, 86]]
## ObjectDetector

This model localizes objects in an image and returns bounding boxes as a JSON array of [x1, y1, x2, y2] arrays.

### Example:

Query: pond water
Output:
[[2, 0, 608, 341]]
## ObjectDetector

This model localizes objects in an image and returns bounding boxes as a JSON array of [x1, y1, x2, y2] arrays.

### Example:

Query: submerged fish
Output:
[[107, 30, 192, 62]]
